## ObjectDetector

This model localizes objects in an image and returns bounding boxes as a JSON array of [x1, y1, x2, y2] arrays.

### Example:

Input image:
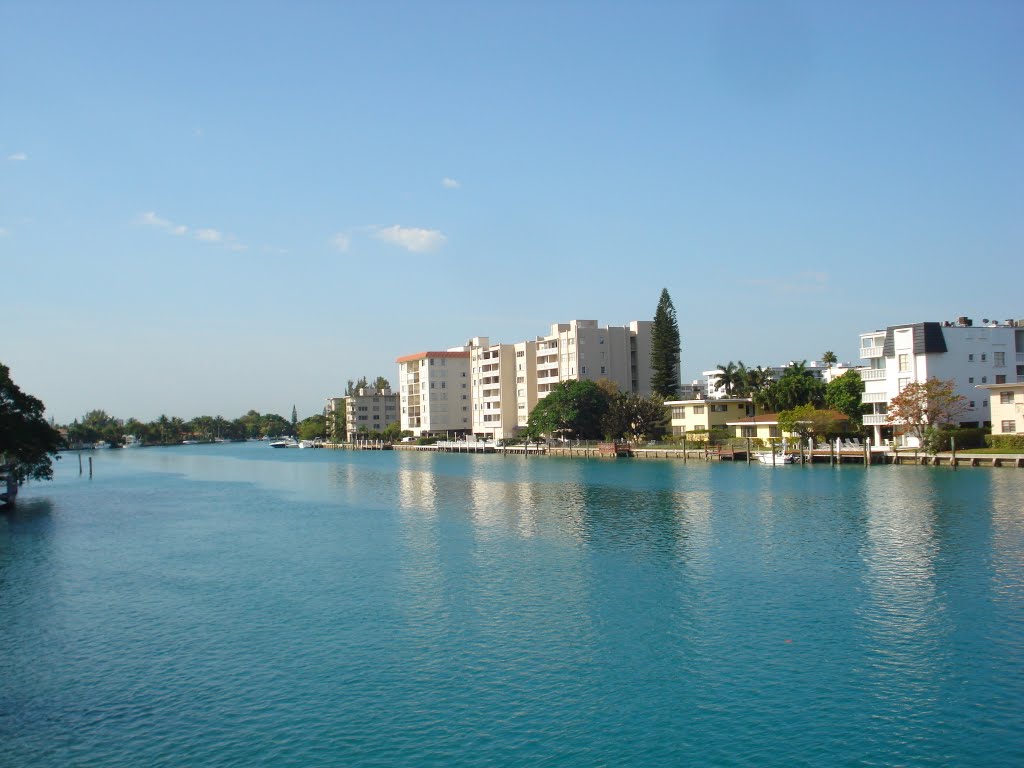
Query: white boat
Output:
[[123, 435, 143, 448], [298, 440, 316, 449], [269, 438, 299, 448], [755, 452, 799, 465], [182, 439, 199, 445], [93, 441, 110, 449]]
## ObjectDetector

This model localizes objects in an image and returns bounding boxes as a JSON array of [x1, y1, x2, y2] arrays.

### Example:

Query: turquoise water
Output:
[[2, 444, 1023, 767]]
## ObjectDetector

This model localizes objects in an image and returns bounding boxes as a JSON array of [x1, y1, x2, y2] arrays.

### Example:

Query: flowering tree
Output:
[[887, 378, 967, 446]]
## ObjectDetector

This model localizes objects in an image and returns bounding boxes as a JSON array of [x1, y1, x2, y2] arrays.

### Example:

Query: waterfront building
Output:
[[665, 397, 753, 440], [396, 350, 471, 437], [344, 387, 399, 441], [727, 411, 851, 443], [535, 319, 654, 399], [858, 317, 1024, 446], [978, 382, 1024, 436], [467, 336, 537, 441]]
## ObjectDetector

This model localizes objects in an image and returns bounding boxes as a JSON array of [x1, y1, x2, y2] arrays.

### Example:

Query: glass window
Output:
[[1001, 391, 1014, 404], [994, 351, 1005, 367], [1002, 420, 1016, 433], [898, 354, 909, 372]]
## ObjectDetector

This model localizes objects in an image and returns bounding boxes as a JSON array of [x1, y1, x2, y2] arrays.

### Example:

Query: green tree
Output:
[[373, 376, 391, 391], [825, 370, 866, 426], [650, 288, 681, 398], [756, 361, 825, 413], [821, 350, 837, 371], [526, 380, 611, 440], [887, 378, 967, 447], [291, 405, 298, 430], [602, 393, 668, 442], [715, 361, 744, 397], [297, 414, 326, 440], [778, 405, 840, 447], [1, 363, 63, 493]]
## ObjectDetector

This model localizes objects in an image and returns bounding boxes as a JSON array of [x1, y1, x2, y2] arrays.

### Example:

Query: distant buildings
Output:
[[980, 382, 1024, 436], [858, 317, 1024, 445], [397, 319, 656, 440]]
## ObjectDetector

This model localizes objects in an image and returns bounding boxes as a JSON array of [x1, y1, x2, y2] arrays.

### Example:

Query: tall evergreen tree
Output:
[[650, 288, 681, 398]]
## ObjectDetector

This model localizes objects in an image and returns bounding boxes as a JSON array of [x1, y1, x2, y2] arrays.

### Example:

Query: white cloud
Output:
[[140, 211, 188, 236], [374, 225, 446, 253], [195, 228, 222, 242], [7, 152, 27, 161], [441, 177, 460, 189], [332, 233, 351, 252]]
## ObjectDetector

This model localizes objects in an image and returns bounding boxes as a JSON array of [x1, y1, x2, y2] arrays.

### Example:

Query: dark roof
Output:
[[882, 322, 947, 357]]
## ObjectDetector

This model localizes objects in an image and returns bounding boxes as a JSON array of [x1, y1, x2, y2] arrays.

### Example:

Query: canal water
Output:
[[2, 443, 1023, 766]]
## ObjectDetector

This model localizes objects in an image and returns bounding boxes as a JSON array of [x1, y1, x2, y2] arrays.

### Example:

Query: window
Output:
[[769, 426, 782, 438], [898, 354, 909, 372], [441, 382, 446, 388], [969, 377, 975, 384], [981, 353, 987, 362], [996, 375, 1007, 384], [969, 401, 975, 408], [672, 407, 685, 419], [968, 354, 974, 361], [994, 352, 1005, 367], [1002, 420, 1016, 433], [982, 377, 988, 384], [1001, 391, 1015, 404], [430, 359, 435, 365], [711, 404, 728, 412], [741, 426, 756, 438], [898, 378, 910, 391], [693, 406, 705, 414], [581, 366, 586, 374], [600, 366, 606, 375]]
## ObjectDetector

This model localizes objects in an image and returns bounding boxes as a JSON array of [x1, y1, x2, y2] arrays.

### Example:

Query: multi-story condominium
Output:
[[344, 387, 399, 441], [978, 382, 1024, 436], [535, 319, 654, 398], [468, 337, 537, 441], [665, 397, 753, 439], [858, 317, 1024, 446], [396, 350, 471, 437]]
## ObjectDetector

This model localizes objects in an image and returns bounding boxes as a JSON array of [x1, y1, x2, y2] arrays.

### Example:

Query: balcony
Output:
[[863, 414, 889, 426], [861, 391, 889, 403], [859, 368, 886, 381], [860, 345, 883, 359]]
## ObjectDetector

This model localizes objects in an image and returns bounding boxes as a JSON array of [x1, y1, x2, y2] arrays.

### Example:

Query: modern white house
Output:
[[858, 317, 1024, 446], [396, 350, 472, 437], [344, 387, 399, 441]]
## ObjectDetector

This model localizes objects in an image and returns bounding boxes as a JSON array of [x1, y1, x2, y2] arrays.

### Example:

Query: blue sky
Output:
[[2, 1, 1021, 424]]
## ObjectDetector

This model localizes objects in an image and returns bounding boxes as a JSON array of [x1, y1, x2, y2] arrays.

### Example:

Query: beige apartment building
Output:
[[344, 387, 399, 441], [396, 350, 471, 436], [468, 337, 538, 441], [535, 320, 654, 399]]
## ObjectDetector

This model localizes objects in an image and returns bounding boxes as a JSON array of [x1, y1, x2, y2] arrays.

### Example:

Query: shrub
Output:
[[984, 434, 1024, 452], [927, 426, 988, 452]]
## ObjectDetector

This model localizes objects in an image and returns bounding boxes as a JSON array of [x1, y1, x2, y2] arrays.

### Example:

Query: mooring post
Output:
[[951, 435, 957, 471], [88, 456, 93, 478], [79, 453, 83, 475]]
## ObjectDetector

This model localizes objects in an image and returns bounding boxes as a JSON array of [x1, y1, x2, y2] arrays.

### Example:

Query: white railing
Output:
[[861, 391, 889, 403], [863, 414, 889, 426], [859, 368, 886, 381], [860, 345, 884, 359]]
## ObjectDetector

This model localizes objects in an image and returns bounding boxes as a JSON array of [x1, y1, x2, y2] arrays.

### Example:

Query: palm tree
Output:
[[715, 361, 742, 396], [822, 350, 837, 373]]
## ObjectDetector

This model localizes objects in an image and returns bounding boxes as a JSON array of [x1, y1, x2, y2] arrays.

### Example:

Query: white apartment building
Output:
[[859, 317, 1024, 446], [535, 319, 654, 398], [344, 387, 399, 441], [396, 350, 471, 437], [468, 336, 537, 441]]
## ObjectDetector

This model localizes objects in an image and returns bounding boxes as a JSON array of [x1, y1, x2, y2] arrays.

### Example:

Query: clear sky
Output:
[[2, 1, 1021, 424]]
